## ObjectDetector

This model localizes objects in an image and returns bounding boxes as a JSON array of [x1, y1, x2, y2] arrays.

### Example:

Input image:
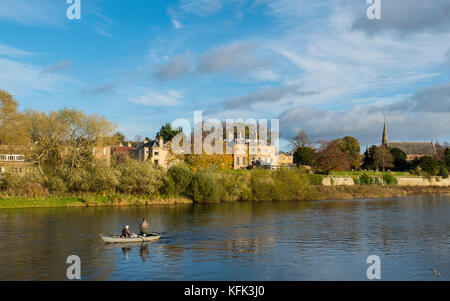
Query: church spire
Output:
[[382, 118, 388, 146]]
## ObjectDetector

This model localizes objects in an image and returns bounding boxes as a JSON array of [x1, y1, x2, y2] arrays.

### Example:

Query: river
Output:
[[0, 195, 448, 281]]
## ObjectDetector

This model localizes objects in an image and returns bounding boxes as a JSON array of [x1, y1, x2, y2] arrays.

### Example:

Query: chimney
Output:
[[144, 138, 149, 144], [127, 142, 132, 148], [159, 136, 164, 146]]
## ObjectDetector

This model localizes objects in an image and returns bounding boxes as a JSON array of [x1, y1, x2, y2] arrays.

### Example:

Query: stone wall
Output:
[[322, 175, 450, 186]]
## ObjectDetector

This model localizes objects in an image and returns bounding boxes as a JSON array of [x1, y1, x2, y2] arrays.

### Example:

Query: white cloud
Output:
[[128, 89, 183, 107], [0, 43, 34, 57], [0, 0, 65, 26], [0, 57, 77, 97]]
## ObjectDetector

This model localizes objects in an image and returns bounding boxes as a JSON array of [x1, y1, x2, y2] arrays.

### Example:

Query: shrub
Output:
[[250, 169, 274, 201], [0, 173, 47, 197], [419, 156, 439, 176], [359, 173, 373, 185], [89, 163, 120, 193], [115, 160, 164, 195], [439, 166, 449, 179], [382, 174, 397, 185], [188, 171, 219, 202], [272, 168, 310, 201], [307, 174, 324, 185], [215, 171, 252, 202], [44, 176, 67, 193], [162, 166, 194, 197]]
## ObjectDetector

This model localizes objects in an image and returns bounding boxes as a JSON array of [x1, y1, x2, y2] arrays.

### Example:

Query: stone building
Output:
[[381, 121, 437, 161], [132, 136, 170, 167]]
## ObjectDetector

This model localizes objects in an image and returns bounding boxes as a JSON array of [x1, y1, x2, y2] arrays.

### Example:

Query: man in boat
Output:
[[122, 225, 132, 238], [139, 218, 150, 237]]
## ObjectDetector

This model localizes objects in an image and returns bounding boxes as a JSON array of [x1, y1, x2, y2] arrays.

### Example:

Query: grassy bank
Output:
[[0, 194, 193, 209], [1, 186, 449, 209]]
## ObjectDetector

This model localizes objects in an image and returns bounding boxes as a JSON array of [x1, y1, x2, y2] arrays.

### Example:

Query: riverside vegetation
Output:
[[1, 89, 449, 209]]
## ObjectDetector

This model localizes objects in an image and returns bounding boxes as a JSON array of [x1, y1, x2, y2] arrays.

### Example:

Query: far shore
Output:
[[0, 186, 449, 209]]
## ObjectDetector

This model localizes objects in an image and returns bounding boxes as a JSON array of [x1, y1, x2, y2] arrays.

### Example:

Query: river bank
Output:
[[1, 185, 450, 209]]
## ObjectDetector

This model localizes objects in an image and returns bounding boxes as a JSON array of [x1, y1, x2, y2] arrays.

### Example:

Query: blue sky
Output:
[[0, 0, 449, 150]]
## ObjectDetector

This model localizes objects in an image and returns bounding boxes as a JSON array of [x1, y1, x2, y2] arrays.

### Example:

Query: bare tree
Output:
[[290, 129, 311, 151]]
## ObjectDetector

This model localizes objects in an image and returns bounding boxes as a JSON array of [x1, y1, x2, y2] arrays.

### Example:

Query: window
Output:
[[154, 150, 159, 156], [104, 148, 107, 155], [154, 160, 159, 165], [242, 157, 246, 165], [236, 157, 240, 165]]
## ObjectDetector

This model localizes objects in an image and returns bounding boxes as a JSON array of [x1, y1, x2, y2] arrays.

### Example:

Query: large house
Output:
[[132, 136, 170, 167], [381, 122, 437, 161]]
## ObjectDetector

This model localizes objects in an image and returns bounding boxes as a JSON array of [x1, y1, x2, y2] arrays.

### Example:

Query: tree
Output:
[[293, 147, 315, 166], [419, 156, 440, 175], [156, 123, 182, 143], [362, 146, 377, 170], [312, 142, 352, 173], [335, 136, 362, 170], [0, 90, 30, 145], [27, 108, 116, 177], [110, 131, 126, 145], [390, 147, 409, 171], [290, 129, 311, 151], [445, 148, 450, 168], [373, 145, 394, 171]]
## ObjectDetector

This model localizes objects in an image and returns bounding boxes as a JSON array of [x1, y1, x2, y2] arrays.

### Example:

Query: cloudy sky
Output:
[[0, 0, 449, 150]]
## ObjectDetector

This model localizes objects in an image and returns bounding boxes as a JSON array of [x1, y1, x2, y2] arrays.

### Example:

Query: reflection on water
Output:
[[0, 195, 449, 280]]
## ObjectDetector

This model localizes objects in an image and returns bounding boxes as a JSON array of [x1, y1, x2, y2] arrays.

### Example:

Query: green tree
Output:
[[373, 145, 394, 171], [293, 147, 315, 166], [156, 123, 182, 143], [445, 148, 450, 167], [418, 156, 439, 175], [336, 136, 362, 170], [163, 166, 194, 197], [390, 147, 409, 171]]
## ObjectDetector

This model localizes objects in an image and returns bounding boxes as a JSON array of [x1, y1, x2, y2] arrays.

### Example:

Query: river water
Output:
[[0, 195, 449, 281]]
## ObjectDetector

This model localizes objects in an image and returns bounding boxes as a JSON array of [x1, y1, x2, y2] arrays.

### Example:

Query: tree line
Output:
[[291, 129, 450, 178]]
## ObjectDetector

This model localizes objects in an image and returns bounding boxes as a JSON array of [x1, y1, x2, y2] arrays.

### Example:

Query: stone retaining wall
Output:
[[322, 176, 450, 186]]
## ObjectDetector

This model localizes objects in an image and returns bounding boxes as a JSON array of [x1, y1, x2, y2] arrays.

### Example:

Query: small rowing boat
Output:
[[100, 233, 161, 243]]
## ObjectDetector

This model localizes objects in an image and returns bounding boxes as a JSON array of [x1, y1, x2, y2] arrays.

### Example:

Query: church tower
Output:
[[381, 119, 388, 146]]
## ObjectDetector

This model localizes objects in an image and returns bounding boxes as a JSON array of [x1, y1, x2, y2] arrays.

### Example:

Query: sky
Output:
[[0, 0, 449, 151]]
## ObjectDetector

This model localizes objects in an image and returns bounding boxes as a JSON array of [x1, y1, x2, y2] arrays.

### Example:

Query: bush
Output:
[[382, 174, 397, 185], [439, 166, 449, 179], [272, 168, 310, 201], [419, 156, 439, 175], [250, 169, 274, 201], [0, 173, 48, 197], [214, 171, 252, 202], [89, 163, 120, 193], [307, 174, 324, 185], [359, 173, 373, 185], [188, 171, 219, 202], [44, 176, 67, 193], [162, 166, 194, 197], [115, 160, 164, 195]]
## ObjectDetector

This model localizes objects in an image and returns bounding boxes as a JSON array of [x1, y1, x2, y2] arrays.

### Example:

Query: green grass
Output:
[[0, 194, 193, 209]]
